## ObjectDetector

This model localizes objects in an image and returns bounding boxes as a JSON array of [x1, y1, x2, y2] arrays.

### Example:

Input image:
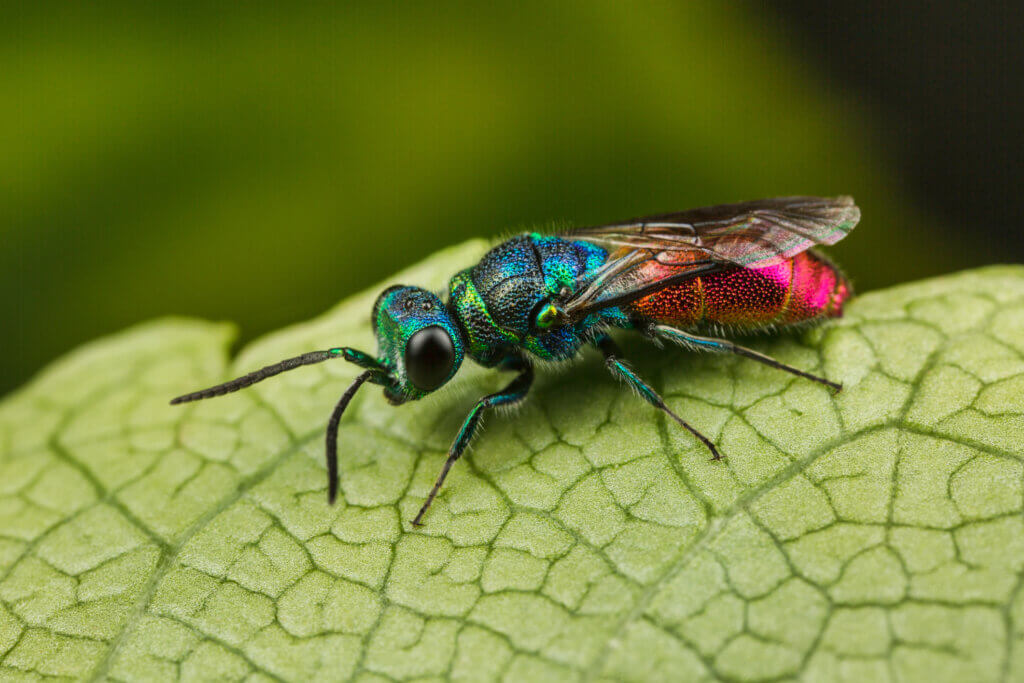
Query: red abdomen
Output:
[[628, 251, 851, 330]]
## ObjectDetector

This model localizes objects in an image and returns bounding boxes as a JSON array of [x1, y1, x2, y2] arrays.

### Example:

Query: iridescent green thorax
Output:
[[372, 286, 465, 402], [447, 233, 631, 364]]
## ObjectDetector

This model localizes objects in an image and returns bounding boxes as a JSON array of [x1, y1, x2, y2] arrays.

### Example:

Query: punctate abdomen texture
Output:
[[628, 251, 851, 330]]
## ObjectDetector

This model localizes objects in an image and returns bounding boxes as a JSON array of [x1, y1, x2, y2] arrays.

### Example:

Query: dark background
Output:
[[777, 1, 1023, 258], [3, 2, 1022, 395]]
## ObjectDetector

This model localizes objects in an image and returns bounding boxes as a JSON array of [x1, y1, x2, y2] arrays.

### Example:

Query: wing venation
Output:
[[559, 195, 859, 321]]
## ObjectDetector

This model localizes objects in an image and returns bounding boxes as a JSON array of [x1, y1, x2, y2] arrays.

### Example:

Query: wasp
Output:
[[172, 196, 858, 526]]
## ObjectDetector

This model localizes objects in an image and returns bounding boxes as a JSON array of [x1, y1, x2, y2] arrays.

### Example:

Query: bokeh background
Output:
[[3, 1, 1022, 395]]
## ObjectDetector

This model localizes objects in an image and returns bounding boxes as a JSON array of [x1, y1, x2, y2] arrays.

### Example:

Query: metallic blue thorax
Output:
[[447, 233, 631, 365]]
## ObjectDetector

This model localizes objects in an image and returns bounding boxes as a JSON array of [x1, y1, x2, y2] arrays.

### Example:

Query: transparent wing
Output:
[[561, 195, 859, 320]]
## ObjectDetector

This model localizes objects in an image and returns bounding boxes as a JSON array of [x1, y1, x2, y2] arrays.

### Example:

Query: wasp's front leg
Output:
[[411, 356, 534, 527]]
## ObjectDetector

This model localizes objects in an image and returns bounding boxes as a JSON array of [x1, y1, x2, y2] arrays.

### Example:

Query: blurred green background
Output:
[[3, 1, 1014, 395]]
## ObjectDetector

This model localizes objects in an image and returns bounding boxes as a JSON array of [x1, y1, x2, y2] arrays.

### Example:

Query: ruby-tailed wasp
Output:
[[172, 196, 858, 526]]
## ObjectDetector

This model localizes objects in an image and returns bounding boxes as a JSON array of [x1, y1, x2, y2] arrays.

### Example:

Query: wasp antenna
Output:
[[325, 370, 373, 505], [170, 348, 348, 405]]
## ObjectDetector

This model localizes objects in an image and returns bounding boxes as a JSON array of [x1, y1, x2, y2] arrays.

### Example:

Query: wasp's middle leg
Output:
[[594, 334, 721, 460]]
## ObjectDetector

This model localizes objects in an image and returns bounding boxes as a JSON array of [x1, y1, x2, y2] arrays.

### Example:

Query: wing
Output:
[[560, 195, 860, 321]]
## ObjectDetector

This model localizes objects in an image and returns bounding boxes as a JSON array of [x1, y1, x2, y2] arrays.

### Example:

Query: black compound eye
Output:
[[405, 326, 456, 391]]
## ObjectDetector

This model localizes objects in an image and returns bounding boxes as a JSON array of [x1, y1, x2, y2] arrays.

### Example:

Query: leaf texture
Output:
[[1, 241, 1022, 682]]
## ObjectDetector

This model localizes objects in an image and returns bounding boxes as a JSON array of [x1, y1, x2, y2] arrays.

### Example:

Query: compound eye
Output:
[[404, 326, 455, 391]]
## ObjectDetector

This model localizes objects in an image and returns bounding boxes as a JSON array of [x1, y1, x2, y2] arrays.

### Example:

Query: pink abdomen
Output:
[[628, 251, 851, 330]]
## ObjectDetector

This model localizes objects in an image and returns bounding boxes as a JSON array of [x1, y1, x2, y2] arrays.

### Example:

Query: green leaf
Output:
[[2, 242, 1023, 682]]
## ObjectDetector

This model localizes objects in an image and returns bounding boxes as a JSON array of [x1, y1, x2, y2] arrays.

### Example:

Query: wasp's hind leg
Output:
[[594, 334, 721, 461], [650, 324, 841, 392], [411, 356, 534, 527]]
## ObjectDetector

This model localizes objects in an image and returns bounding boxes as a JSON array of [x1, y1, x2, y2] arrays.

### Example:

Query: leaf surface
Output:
[[1, 242, 1023, 682]]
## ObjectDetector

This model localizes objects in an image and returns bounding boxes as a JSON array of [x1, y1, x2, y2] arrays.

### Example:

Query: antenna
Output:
[[325, 370, 374, 504], [170, 348, 349, 404], [171, 347, 386, 505]]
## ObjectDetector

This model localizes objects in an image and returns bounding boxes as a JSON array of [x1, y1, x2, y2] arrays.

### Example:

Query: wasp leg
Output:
[[650, 324, 841, 392], [594, 334, 721, 461], [411, 357, 534, 527]]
